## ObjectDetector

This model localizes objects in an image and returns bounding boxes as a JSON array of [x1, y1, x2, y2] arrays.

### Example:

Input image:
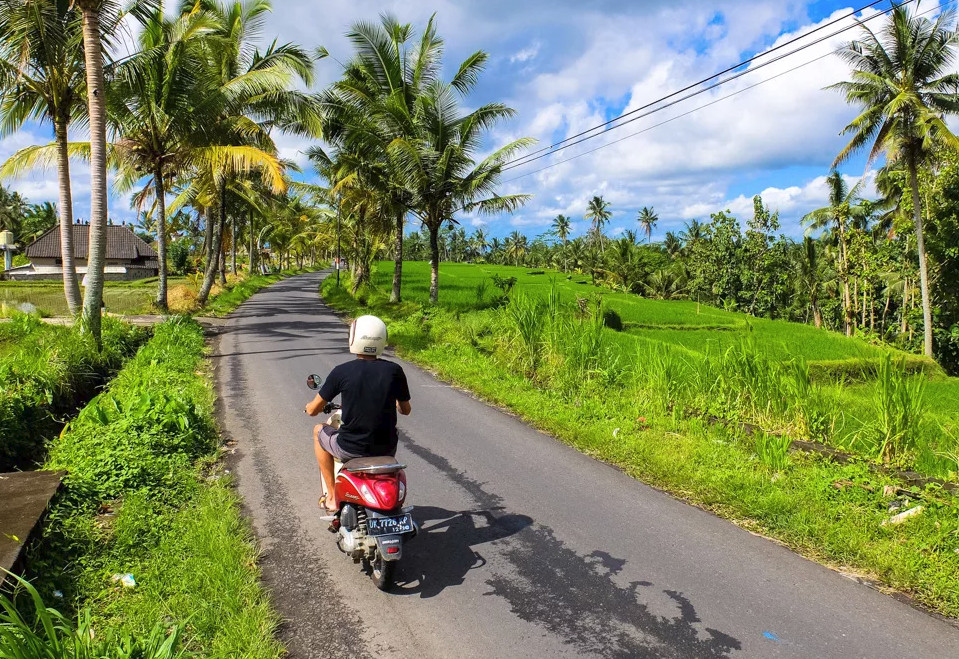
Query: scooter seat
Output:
[[343, 456, 406, 474]]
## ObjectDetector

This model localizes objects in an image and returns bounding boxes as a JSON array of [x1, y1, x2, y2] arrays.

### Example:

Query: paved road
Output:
[[213, 272, 959, 658]]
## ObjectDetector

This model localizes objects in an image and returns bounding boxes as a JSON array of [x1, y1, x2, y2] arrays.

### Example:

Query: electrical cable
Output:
[[502, 0, 918, 172], [502, 0, 948, 182]]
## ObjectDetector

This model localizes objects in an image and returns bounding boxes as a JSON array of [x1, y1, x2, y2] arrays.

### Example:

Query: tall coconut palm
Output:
[[75, 0, 113, 347], [802, 171, 870, 336], [551, 213, 571, 244], [469, 227, 487, 260], [389, 48, 532, 303], [0, 0, 85, 314], [324, 14, 441, 302], [831, 5, 959, 357], [551, 213, 571, 271], [797, 236, 825, 328], [584, 195, 611, 253], [680, 218, 704, 247], [109, 7, 219, 310], [183, 0, 317, 306], [505, 230, 527, 266], [663, 231, 682, 258], [71, 0, 155, 344], [636, 205, 658, 243]]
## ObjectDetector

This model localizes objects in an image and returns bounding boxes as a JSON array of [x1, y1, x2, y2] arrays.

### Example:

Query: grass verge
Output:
[[21, 318, 281, 656], [0, 314, 146, 471], [323, 273, 959, 619]]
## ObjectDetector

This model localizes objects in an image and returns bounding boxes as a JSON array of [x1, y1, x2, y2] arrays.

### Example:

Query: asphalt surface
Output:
[[213, 271, 959, 658]]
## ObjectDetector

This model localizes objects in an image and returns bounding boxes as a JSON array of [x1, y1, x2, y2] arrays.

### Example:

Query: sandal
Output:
[[318, 494, 337, 514]]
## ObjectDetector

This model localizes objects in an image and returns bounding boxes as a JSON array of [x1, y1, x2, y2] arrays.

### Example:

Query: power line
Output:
[[502, 0, 949, 183], [502, 0, 916, 173]]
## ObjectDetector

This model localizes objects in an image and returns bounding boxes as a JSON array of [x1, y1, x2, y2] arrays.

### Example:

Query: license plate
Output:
[[367, 513, 414, 536]]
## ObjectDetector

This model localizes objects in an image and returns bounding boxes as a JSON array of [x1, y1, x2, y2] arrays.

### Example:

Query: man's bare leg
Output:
[[313, 424, 337, 512]]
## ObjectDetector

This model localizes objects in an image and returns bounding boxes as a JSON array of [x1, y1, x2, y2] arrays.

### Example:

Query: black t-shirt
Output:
[[318, 358, 411, 457]]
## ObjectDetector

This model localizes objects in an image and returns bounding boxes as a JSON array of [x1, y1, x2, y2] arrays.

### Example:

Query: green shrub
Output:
[[168, 240, 191, 275], [602, 309, 623, 331]]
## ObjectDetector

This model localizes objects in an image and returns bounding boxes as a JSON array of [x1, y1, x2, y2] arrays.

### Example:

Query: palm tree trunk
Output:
[[902, 279, 909, 335], [203, 206, 214, 262], [78, 1, 107, 349], [429, 222, 440, 304], [837, 223, 854, 336], [231, 214, 237, 276], [154, 164, 168, 311], [391, 209, 403, 303], [197, 192, 227, 306], [811, 286, 822, 328], [218, 207, 227, 286], [908, 160, 934, 358], [248, 209, 255, 275], [54, 116, 81, 315], [882, 291, 891, 334]]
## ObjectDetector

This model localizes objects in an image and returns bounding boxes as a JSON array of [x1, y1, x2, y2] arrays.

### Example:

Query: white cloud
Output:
[[685, 170, 878, 233], [510, 42, 540, 64]]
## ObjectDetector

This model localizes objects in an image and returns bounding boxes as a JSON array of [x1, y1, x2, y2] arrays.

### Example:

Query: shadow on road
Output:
[[391, 506, 533, 598]]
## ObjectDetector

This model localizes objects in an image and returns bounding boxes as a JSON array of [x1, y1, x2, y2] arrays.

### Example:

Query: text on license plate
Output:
[[367, 513, 414, 536]]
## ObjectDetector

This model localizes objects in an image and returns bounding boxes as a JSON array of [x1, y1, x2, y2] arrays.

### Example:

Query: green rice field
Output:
[[367, 260, 959, 478], [374, 262, 904, 363], [0, 277, 191, 316]]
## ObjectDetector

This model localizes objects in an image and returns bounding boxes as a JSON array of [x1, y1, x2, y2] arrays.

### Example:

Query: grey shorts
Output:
[[317, 425, 362, 461]]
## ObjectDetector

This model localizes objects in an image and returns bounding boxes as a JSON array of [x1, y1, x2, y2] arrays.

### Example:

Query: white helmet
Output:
[[349, 315, 387, 357]]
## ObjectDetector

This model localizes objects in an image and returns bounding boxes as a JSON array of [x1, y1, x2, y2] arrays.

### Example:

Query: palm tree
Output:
[[551, 213, 571, 243], [505, 230, 527, 266], [802, 171, 870, 336], [680, 218, 704, 247], [636, 205, 658, 243], [797, 236, 824, 328], [0, 0, 85, 314], [584, 195, 610, 253], [663, 231, 681, 258], [187, 0, 316, 306], [75, 0, 113, 347], [324, 14, 440, 303], [551, 213, 571, 271], [109, 7, 218, 310], [389, 43, 532, 303], [469, 228, 488, 260], [831, 5, 959, 357]]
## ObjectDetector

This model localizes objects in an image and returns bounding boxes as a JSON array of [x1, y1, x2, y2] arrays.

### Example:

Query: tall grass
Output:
[[0, 572, 186, 658], [0, 314, 146, 470], [865, 354, 927, 464]]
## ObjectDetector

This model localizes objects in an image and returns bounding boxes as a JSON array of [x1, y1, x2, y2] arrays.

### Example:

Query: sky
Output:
[[0, 0, 947, 241]]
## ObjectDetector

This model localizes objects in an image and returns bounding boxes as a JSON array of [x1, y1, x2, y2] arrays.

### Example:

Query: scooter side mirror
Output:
[[306, 373, 323, 390]]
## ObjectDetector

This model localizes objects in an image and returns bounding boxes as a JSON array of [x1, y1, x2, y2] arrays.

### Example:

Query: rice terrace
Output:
[[3, 0, 959, 657]]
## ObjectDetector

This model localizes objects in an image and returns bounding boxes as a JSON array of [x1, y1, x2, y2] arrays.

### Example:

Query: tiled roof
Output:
[[25, 225, 158, 267]]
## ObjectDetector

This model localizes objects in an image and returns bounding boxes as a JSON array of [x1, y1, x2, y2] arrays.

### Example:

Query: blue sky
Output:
[[1, 1, 942, 241]]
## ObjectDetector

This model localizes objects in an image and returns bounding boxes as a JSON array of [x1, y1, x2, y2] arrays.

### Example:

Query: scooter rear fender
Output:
[[374, 534, 404, 561]]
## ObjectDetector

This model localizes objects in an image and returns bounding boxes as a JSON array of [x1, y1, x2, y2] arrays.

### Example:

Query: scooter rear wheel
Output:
[[370, 552, 395, 591]]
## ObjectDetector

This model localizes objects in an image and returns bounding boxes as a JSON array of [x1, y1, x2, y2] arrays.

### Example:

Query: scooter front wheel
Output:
[[369, 552, 395, 591]]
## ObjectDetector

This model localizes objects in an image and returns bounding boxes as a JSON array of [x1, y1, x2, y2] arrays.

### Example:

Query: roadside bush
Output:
[[46, 318, 214, 504], [29, 317, 280, 656], [0, 315, 146, 471]]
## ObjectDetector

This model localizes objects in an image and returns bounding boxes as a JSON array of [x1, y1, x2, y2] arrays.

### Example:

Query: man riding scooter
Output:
[[304, 315, 412, 514]]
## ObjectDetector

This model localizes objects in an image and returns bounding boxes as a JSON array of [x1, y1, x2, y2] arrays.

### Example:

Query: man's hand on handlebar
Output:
[[305, 393, 327, 416]]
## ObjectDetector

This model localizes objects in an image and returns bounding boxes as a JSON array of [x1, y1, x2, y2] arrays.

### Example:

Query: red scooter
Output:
[[307, 374, 416, 590]]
